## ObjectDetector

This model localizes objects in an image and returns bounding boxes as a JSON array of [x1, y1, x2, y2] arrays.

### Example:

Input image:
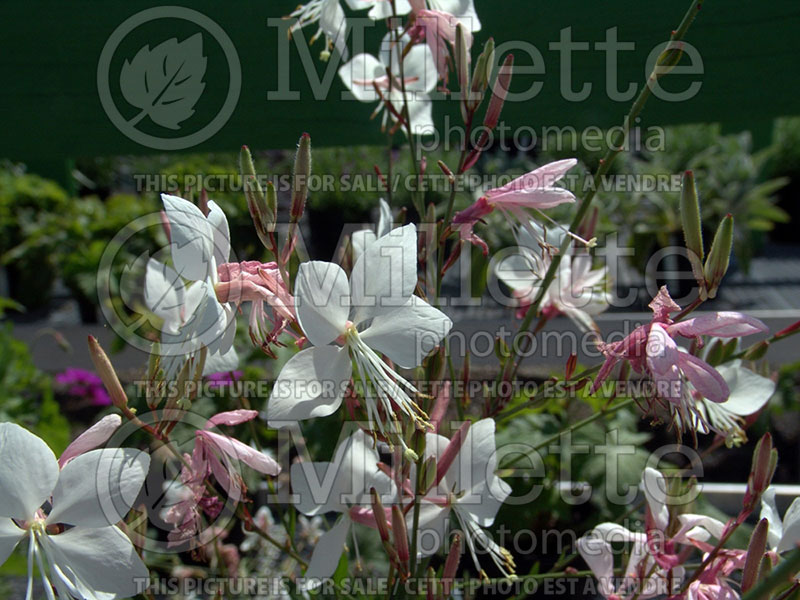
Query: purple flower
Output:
[[205, 370, 244, 388], [55, 368, 112, 406]]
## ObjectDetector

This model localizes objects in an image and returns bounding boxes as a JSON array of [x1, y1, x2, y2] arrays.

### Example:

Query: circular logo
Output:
[[97, 6, 241, 150]]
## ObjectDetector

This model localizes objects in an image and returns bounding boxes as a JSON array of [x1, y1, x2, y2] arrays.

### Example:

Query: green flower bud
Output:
[[704, 214, 734, 298]]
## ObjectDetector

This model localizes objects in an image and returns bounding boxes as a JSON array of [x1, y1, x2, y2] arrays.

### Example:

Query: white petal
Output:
[[206, 200, 231, 267], [161, 194, 215, 281], [779, 498, 800, 553], [377, 198, 393, 238], [412, 501, 451, 556], [144, 259, 185, 333], [334, 430, 393, 506], [185, 280, 228, 353], [0, 423, 59, 520], [295, 261, 350, 347], [676, 513, 726, 542], [338, 53, 384, 102], [0, 519, 25, 565], [593, 523, 646, 544], [432, 0, 481, 30], [291, 430, 390, 515], [495, 250, 541, 292], [577, 537, 615, 597], [760, 487, 783, 550], [320, 0, 348, 59], [267, 346, 352, 427], [716, 363, 775, 416], [292, 461, 348, 516], [47, 448, 150, 528], [203, 345, 240, 376], [350, 223, 418, 324], [402, 43, 437, 94], [451, 419, 509, 527], [303, 517, 351, 584], [642, 467, 670, 531], [351, 229, 377, 265], [364, 0, 410, 19], [405, 94, 434, 136], [42, 525, 149, 599], [361, 296, 452, 368]]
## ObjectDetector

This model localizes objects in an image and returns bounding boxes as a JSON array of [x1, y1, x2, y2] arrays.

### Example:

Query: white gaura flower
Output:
[[268, 224, 452, 434], [0, 423, 150, 599], [693, 360, 775, 446], [760, 487, 800, 553], [291, 430, 395, 584], [495, 221, 610, 333], [289, 0, 412, 61], [413, 419, 515, 578], [338, 33, 437, 136], [351, 197, 393, 262], [146, 194, 237, 377]]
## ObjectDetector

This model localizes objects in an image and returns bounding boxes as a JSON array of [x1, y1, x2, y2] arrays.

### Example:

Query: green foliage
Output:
[[0, 321, 69, 454], [0, 165, 71, 309]]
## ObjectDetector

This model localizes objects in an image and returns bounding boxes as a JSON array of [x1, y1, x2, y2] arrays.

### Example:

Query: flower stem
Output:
[[499, 0, 706, 381]]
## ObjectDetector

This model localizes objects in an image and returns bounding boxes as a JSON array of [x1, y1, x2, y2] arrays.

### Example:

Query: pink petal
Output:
[[485, 159, 577, 198], [205, 409, 260, 429], [679, 353, 730, 403], [198, 430, 281, 475], [58, 414, 122, 467], [648, 286, 681, 321], [490, 187, 576, 209], [669, 312, 767, 339], [646, 323, 680, 376]]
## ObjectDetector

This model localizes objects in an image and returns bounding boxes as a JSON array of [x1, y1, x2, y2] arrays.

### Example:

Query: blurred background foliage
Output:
[[2, 120, 797, 322]]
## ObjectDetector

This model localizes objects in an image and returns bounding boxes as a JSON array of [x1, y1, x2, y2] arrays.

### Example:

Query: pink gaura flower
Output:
[[591, 287, 766, 431], [162, 410, 280, 548], [216, 260, 297, 358], [452, 159, 578, 254]]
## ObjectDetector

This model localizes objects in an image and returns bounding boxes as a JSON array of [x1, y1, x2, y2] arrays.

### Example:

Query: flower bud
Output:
[[392, 505, 410, 565], [470, 38, 495, 100], [483, 53, 513, 131], [241, 146, 276, 245], [88, 336, 128, 410], [704, 214, 734, 298], [370, 488, 391, 543], [420, 455, 438, 494], [746, 433, 777, 510], [741, 517, 769, 593], [429, 381, 451, 433], [441, 533, 462, 597], [680, 170, 706, 294], [290, 133, 311, 223]]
